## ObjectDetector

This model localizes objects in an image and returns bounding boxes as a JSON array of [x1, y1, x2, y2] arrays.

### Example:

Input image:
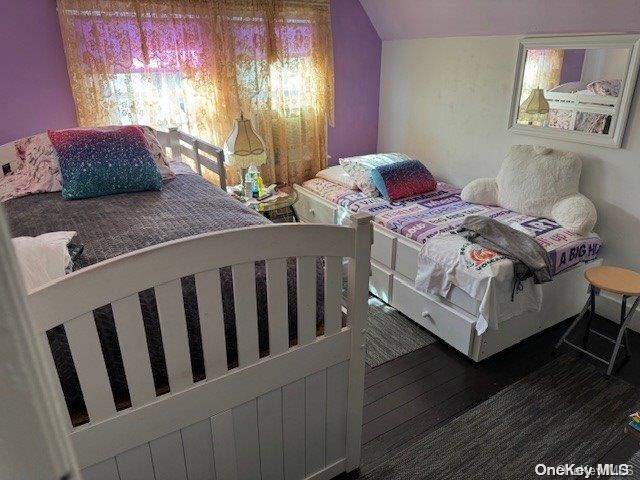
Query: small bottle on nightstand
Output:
[[243, 169, 254, 198]]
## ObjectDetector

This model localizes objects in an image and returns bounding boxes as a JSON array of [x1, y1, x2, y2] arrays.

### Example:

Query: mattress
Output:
[[302, 178, 602, 276], [6, 173, 325, 424]]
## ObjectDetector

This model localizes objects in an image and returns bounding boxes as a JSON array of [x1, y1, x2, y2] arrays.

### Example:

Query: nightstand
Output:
[[228, 185, 299, 223]]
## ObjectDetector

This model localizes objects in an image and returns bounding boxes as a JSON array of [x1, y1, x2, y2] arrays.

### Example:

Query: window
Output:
[[58, 0, 334, 184]]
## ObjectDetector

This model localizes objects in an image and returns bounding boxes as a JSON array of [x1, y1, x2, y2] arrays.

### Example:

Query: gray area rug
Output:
[[365, 296, 436, 367], [364, 354, 640, 480], [612, 449, 640, 479]]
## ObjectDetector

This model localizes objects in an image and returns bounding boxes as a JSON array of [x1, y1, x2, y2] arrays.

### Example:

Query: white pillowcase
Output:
[[316, 165, 358, 189], [12, 231, 76, 292], [339, 153, 410, 196]]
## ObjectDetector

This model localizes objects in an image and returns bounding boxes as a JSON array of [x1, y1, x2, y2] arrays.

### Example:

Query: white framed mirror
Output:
[[508, 34, 640, 148]]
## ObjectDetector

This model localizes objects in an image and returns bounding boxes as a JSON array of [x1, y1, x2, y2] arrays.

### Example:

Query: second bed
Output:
[[295, 177, 602, 361]]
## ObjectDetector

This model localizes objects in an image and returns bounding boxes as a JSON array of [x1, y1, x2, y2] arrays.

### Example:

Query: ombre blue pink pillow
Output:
[[48, 126, 163, 200], [370, 160, 437, 201]]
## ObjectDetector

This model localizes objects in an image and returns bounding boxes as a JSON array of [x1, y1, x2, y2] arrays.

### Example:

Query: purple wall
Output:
[[328, 0, 381, 163], [560, 49, 586, 84], [0, 0, 77, 144], [360, 0, 640, 41], [0, 0, 382, 164]]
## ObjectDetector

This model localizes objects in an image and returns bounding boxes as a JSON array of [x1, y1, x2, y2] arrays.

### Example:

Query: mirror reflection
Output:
[[517, 47, 629, 134]]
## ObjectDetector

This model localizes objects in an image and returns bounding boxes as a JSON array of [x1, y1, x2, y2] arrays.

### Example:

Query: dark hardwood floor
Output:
[[349, 312, 640, 477]]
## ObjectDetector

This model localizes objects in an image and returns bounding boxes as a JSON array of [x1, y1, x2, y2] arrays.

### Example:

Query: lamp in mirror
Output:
[[520, 88, 550, 126]]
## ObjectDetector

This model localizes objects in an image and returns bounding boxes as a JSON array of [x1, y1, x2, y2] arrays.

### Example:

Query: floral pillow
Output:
[[587, 79, 622, 97], [339, 153, 411, 196], [138, 126, 174, 180], [0, 133, 62, 202]]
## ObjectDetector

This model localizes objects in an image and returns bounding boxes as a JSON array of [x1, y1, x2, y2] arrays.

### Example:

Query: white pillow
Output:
[[12, 231, 76, 292], [316, 165, 358, 189], [339, 153, 410, 196]]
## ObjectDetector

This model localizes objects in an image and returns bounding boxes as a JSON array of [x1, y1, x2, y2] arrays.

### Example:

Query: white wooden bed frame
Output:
[[162, 127, 228, 189], [293, 183, 601, 362], [13, 130, 373, 480], [545, 81, 619, 131]]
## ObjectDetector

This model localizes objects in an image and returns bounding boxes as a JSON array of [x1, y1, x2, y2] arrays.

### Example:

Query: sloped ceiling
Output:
[[359, 0, 640, 41]]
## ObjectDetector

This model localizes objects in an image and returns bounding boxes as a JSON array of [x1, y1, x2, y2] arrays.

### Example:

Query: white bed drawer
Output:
[[390, 276, 475, 356], [371, 227, 395, 268], [370, 261, 392, 303], [394, 236, 479, 316], [294, 192, 336, 224], [395, 237, 420, 280], [448, 287, 480, 316]]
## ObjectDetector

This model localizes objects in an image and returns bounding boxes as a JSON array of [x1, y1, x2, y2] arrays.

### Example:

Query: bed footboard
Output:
[[27, 216, 372, 479]]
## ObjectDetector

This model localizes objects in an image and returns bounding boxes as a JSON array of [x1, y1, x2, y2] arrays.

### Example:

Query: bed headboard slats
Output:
[[0, 128, 227, 189]]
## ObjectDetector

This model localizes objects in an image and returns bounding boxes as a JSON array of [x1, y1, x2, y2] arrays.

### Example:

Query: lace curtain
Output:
[[57, 0, 334, 185], [519, 48, 564, 105]]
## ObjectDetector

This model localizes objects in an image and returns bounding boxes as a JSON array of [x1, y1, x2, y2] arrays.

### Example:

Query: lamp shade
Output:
[[223, 114, 267, 168], [521, 88, 549, 115]]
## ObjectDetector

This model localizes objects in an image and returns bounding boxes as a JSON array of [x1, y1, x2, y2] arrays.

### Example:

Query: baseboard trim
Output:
[[595, 291, 640, 333]]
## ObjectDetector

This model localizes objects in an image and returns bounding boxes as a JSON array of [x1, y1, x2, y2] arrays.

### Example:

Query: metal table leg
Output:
[[556, 284, 638, 377], [624, 328, 633, 357], [583, 286, 597, 348], [555, 290, 592, 351], [606, 295, 640, 376]]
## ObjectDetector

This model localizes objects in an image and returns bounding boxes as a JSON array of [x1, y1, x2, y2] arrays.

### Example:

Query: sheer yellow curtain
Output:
[[519, 48, 565, 104], [57, 0, 334, 185]]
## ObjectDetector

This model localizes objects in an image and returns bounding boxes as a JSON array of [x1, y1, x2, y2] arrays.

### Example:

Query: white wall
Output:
[[581, 48, 629, 84], [378, 35, 640, 275]]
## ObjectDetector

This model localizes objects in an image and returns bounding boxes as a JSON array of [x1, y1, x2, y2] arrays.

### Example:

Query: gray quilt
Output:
[[5, 174, 324, 422]]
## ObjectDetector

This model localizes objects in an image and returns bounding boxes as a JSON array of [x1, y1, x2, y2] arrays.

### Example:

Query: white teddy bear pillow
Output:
[[460, 145, 597, 235]]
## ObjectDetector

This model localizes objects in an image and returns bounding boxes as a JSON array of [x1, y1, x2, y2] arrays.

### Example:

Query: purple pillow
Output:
[[370, 160, 437, 201]]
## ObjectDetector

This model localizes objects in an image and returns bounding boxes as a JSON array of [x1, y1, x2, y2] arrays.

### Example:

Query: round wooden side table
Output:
[[250, 185, 299, 222], [555, 265, 640, 377]]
